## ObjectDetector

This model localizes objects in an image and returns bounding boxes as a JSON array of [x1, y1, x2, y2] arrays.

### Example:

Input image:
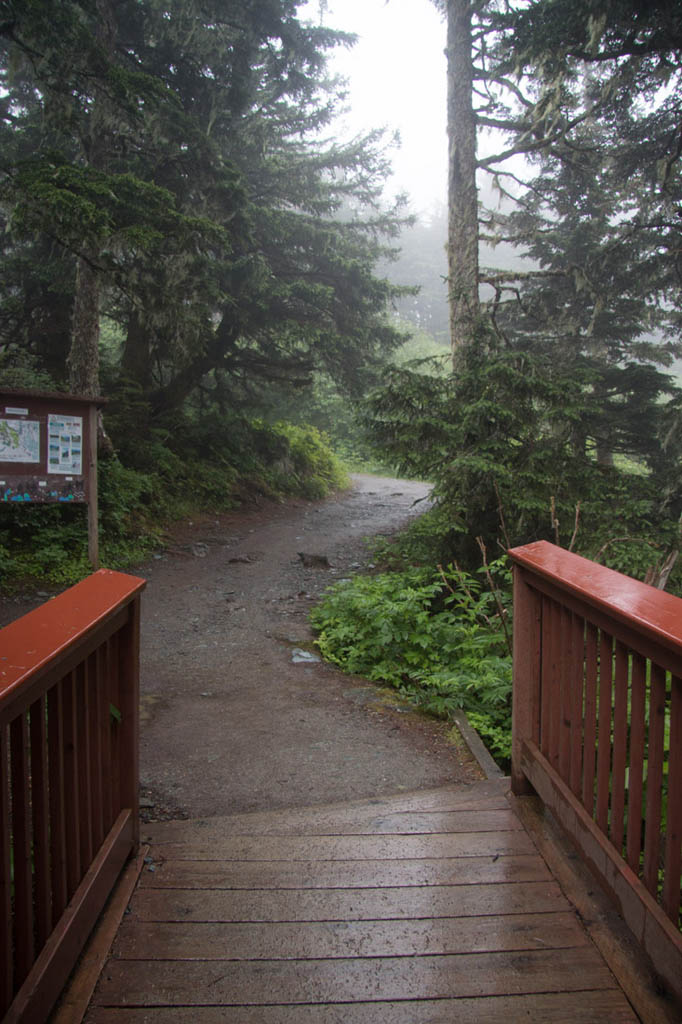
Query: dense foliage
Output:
[[0, 0, 411, 582], [308, 0, 682, 768], [311, 555, 513, 766], [0, 0, 408, 412], [3, 0, 682, 772]]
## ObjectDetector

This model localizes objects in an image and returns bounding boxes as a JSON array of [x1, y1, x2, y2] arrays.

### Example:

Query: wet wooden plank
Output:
[[113, 911, 588, 960], [130, 880, 569, 923], [82, 778, 643, 1023], [149, 830, 535, 863], [85, 990, 638, 1024], [92, 947, 625, 1005], [147, 808, 522, 842], [140, 854, 551, 890], [144, 783, 512, 841]]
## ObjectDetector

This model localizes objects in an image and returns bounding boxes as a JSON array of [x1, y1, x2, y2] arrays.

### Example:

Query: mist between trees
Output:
[[1, 0, 682, 600]]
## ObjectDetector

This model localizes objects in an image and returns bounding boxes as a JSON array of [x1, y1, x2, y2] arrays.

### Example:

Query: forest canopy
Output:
[[2, 0, 682, 592], [0, 0, 407, 408]]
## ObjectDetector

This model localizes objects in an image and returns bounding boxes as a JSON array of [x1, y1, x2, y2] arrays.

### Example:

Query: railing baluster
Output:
[[582, 623, 599, 815], [559, 607, 572, 781], [30, 694, 52, 950], [62, 670, 82, 898], [0, 724, 13, 1018], [540, 596, 552, 757], [643, 664, 666, 895], [76, 660, 94, 871], [663, 676, 682, 923], [547, 599, 562, 770], [10, 713, 33, 988], [568, 612, 584, 797], [89, 649, 105, 852], [109, 631, 122, 818], [626, 652, 646, 875], [101, 637, 114, 831], [48, 680, 68, 925], [596, 631, 613, 834], [611, 641, 629, 853], [118, 597, 141, 848]]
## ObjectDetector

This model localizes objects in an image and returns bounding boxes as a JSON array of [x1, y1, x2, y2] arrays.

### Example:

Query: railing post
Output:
[[511, 564, 542, 795]]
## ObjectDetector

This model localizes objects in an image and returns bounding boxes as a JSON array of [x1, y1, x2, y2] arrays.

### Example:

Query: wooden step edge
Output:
[[48, 845, 149, 1024], [143, 779, 512, 842], [508, 790, 681, 1024]]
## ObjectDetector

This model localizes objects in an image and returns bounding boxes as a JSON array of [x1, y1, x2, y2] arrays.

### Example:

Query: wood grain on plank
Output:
[[129, 880, 569, 923], [112, 911, 588, 960], [93, 947, 626, 1005], [139, 854, 551, 890], [147, 830, 535, 863], [85, 989, 638, 1024], [147, 808, 522, 842]]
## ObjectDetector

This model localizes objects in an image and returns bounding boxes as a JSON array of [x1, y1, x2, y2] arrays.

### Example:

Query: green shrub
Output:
[[311, 559, 513, 769], [271, 422, 349, 499]]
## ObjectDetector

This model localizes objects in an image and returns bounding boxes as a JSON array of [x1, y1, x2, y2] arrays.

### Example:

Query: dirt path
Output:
[[134, 474, 482, 820], [0, 474, 483, 820]]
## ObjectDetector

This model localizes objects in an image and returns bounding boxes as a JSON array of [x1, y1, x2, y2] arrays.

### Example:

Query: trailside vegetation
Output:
[[310, 0, 682, 767], [0, 0, 405, 583]]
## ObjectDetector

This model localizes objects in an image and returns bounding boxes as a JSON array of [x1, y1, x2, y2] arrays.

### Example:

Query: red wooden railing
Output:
[[0, 569, 145, 1023], [510, 541, 682, 1004]]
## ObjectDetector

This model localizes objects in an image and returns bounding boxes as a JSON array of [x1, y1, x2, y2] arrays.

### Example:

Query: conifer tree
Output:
[[0, 0, 407, 412]]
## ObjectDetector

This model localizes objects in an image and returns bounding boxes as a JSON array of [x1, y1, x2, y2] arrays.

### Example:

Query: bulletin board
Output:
[[0, 388, 104, 566]]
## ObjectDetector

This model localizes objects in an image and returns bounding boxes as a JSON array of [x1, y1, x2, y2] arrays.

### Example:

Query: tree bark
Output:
[[446, 0, 480, 362], [67, 0, 115, 397], [68, 251, 101, 397]]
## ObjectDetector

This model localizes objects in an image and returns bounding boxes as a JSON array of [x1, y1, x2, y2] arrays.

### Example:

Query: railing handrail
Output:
[[0, 568, 145, 709], [509, 539, 682, 656]]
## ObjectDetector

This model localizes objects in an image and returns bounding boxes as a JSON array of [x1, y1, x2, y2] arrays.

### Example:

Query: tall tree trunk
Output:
[[446, 0, 479, 363], [68, 250, 101, 396], [67, 0, 115, 397]]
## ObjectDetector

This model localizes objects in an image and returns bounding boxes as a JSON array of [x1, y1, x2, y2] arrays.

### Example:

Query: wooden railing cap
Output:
[[0, 569, 146, 701], [508, 540, 682, 655]]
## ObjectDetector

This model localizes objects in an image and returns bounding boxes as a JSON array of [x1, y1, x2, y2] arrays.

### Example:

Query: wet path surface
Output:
[[133, 474, 482, 819]]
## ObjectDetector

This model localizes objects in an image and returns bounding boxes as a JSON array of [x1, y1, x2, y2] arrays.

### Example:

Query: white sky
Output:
[[300, 0, 449, 217]]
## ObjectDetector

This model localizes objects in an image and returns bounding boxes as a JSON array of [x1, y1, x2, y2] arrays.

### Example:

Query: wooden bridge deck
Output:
[[81, 780, 639, 1023]]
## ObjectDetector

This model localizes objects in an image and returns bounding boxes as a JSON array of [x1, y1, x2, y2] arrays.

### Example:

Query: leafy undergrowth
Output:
[[310, 558, 513, 770]]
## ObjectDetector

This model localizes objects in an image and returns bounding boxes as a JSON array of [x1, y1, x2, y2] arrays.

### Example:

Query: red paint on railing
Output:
[[0, 569, 145, 702], [510, 539, 682, 653], [509, 540, 682, 1007], [0, 570, 145, 1023]]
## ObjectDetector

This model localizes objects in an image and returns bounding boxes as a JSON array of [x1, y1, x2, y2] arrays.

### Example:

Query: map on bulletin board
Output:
[[0, 418, 40, 463]]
